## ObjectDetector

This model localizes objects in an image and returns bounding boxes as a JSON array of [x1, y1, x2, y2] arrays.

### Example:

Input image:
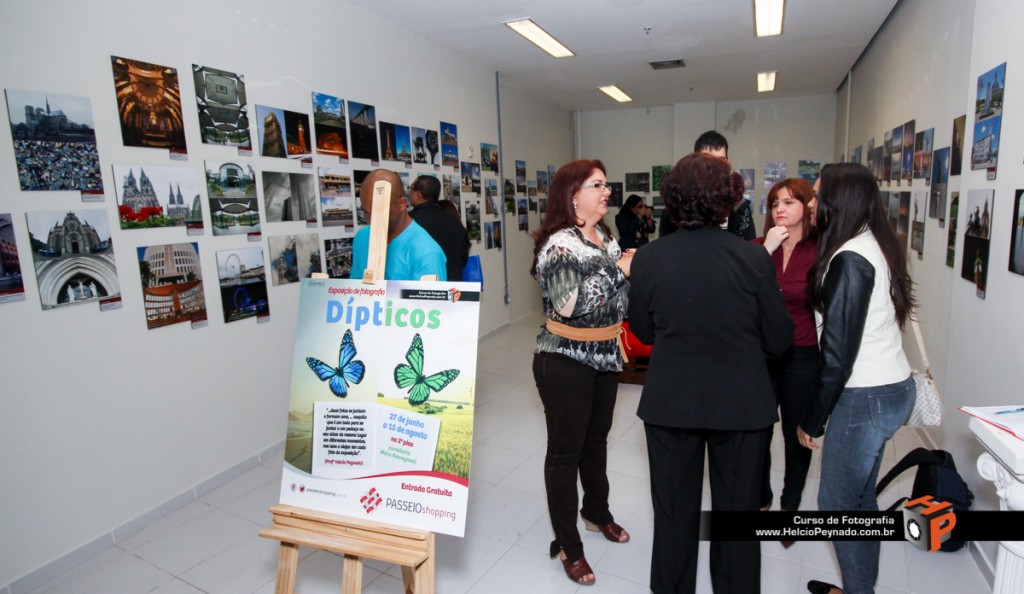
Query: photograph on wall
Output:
[[480, 142, 498, 173], [625, 172, 650, 193], [460, 161, 480, 194], [608, 182, 624, 208], [379, 121, 411, 165], [193, 65, 250, 148], [890, 126, 902, 184], [539, 198, 547, 215], [960, 189, 994, 298], [440, 121, 459, 167], [929, 147, 950, 224], [312, 92, 348, 158], [26, 210, 120, 310], [324, 237, 353, 279], [536, 170, 548, 195], [797, 160, 820, 182], [269, 233, 321, 286], [651, 165, 670, 193], [216, 247, 269, 323], [882, 130, 892, 183], [897, 191, 911, 247], [763, 161, 786, 192], [739, 169, 755, 192], [911, 192, 926, 258], [866, 138, 876, 175], [0, 214, 25, 303], [255, 105, 311, 160], [137, 243, 207, 330], [504, 196, 515, 214], [205, 160, 259, 236], [1009, 189, 1024, 276], [484, 221, 497, 250], [517, 198, 529, 232], [281, 278, 481, 536], [318, 168, 355, 231], [262, 171, 316, 223], [971, 62, 1005, 174], [913, 128, 934, 182], [529, 196, 538, 213], [347, 101, 379, 161], [515, 160, 527, 193], [442, 174, 460, 205], [484, 178, 499, 215], [111, 56, 186, 152], [465, 199, 481, 243], [528, 180, 537, 199], [884, 192, 897, 229], [113, 164, 203, 231], [872, 146, 884, 181], [950, 114, 966, 176], [503, 178, 515, 199], [901, 120, 915, 184], [946, 192, 959, 268], [410, 127, 428, 165], [5, 89, 103, 192], [852, 145, 862, 164]]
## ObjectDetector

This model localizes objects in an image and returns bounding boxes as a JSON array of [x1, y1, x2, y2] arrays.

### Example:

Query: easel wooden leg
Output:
[[342, 554, 362, 594], [274, 541, 299, 594]]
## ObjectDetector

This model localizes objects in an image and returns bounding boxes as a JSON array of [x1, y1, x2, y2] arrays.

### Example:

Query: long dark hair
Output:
[[530, 159, 610, 276], [808, 163, 915, 326]]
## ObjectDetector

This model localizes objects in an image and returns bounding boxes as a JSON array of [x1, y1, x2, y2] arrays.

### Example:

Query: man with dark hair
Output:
[[409, 175, 470, 281], [659, 130, 755, 240], [349, 169, 447, 281]]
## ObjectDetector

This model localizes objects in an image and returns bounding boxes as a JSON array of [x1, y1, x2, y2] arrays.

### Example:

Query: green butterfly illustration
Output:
[[394, 333, 460, 405]]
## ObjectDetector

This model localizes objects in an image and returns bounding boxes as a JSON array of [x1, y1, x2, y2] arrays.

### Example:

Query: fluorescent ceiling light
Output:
[[599, 85, 633, 103], [504, 19, 575, 58], [754, 0, 785, 37], [757, 71, 777, 92]]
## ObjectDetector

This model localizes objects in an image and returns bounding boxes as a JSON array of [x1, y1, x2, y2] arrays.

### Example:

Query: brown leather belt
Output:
[[545, 318, 629, 363]]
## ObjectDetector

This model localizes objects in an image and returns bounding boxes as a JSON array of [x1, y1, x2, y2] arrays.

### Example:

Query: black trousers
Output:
[[533, 351, 619, 562], [645, 423, 770, 594], [761, 345, 819, 510]]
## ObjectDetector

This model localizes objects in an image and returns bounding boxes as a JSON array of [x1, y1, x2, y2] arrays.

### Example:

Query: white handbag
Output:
[[906, 318, 943, 427]]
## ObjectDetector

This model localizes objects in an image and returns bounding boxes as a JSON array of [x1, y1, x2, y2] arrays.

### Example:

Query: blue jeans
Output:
[[817, 375, 915, 594]]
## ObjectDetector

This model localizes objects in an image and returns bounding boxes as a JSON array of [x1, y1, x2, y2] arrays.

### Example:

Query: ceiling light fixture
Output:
[[504, 18, 575, 58], [649, 59, 686, 70], [757, 71, 777, 92], [754, 0, 785, 37], [599, 85, 633, 103]]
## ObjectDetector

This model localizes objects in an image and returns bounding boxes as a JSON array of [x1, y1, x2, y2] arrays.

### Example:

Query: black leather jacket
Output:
[[800, 251, 876, 437]]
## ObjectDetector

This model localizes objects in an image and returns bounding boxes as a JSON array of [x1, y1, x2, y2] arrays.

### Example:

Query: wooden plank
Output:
[[362, 179, 391, 284], [273, 541, 299, 594], [273, 515, 428, 552], [269, 505, 429, 541], [342, 555, 362, 594], [260, 526, 428, 566]]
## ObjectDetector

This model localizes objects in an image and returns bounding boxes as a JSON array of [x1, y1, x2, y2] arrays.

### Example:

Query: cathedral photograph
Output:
[[25, 210, 121, 310], [113, 164, 204, 230], [111, 56, 187, 152]]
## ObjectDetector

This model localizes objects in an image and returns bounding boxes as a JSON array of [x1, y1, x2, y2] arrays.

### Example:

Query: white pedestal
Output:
[[970, 417, 1024, 594]]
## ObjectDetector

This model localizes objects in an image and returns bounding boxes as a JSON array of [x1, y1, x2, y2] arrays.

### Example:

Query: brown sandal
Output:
[[583, 518, 630, 543], [558, 552, 596, 585]]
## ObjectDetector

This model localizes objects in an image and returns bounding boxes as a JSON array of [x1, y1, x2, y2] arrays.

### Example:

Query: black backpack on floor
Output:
[[875, 447, 974, 552]]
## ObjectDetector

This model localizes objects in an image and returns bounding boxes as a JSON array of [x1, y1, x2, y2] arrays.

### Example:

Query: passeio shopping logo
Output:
[[361, 487, 383, 514], [903, 495, 956, 552]]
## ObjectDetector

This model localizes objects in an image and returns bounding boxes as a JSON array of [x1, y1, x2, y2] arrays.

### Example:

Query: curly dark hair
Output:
[[660, 153, 734, 230]]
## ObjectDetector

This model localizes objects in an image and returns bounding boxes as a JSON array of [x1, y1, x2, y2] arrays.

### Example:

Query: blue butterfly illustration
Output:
[[394, 333, 460, 405], [306, 329, 365, 397]]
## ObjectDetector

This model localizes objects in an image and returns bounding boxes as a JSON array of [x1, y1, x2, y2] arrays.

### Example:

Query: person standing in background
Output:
[[616, 194, 655, 250]]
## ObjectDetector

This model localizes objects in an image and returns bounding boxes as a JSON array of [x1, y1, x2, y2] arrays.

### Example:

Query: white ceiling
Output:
[[348, 0, 899, 111]]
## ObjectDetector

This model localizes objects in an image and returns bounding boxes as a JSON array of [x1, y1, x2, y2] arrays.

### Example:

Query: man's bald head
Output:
[[359, 169, 411, 238]]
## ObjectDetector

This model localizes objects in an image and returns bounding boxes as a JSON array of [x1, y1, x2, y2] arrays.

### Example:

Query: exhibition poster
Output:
[[280, 278, 480, 537]]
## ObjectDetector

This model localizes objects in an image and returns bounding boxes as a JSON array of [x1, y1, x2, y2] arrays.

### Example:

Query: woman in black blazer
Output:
[[628, 153, 793, 594]]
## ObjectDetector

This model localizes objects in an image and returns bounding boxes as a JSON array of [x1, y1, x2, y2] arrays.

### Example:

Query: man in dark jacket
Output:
[[408, 175, 470, 281]]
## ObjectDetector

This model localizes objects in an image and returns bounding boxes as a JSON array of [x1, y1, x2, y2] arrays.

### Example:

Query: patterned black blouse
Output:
[[533, 226, 629, 372]]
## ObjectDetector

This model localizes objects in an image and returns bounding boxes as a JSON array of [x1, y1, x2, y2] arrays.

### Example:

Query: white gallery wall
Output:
[[835, 0, 1022, 580], [0, 0, 571, 589], [579, 94, 836, 235]]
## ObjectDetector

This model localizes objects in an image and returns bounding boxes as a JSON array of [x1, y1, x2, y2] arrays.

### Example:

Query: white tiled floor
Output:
[[26, 314, 989, 593]]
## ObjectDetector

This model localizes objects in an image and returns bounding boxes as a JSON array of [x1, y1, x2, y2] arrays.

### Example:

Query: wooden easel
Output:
[[261, 179, 436, 593]]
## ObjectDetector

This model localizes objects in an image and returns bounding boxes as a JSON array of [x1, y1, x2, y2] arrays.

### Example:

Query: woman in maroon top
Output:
[[754, 177, 819, 523]]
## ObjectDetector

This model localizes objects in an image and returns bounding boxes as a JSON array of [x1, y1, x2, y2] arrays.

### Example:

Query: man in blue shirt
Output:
[[349, 169, 447, 281]]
